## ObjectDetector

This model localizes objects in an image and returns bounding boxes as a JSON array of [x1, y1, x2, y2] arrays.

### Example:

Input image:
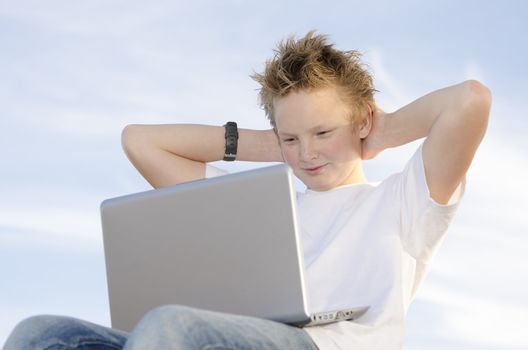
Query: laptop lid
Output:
[[101, 164, 310, 332]]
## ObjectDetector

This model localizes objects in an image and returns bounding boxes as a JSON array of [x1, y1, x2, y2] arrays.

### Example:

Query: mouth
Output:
[[302, 164, 327, 175]]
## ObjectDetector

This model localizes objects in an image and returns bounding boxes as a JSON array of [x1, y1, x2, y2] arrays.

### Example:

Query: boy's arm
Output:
[[121, 124, 283, 189], [363, 80, 491, 204]]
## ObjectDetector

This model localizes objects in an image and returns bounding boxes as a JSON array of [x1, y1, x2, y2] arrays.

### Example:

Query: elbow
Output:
[[121, 124, 144, 159], [465, 79, 492, 102], [453, 80, 491, 138], [462, 80, 492, 121]]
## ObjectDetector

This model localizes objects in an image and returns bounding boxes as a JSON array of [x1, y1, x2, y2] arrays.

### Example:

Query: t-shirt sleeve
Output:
[[398, 142, 466, 262], [205, 164, 229, 178]]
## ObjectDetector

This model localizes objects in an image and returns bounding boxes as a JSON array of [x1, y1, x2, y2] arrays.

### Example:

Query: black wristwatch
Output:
[[223, 122, 238, 161]]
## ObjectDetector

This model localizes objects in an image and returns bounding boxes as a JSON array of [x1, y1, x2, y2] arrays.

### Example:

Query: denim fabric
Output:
[[3, 305, 318, 350], [3, 314, 128, 350]]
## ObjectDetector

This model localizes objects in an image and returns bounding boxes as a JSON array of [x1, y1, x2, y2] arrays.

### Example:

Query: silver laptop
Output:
[[101, 164, 368, 332]]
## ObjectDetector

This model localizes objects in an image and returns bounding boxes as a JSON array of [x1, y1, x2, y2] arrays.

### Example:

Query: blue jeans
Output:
[[3, 305, 319, 350]]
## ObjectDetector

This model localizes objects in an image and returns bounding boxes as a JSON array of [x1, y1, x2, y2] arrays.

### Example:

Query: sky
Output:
[[1, 0, 527, 348]]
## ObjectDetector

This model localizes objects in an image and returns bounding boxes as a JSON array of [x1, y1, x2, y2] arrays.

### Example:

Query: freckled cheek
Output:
[[280, 146, 298, 167], [323, 139, 357, 161]]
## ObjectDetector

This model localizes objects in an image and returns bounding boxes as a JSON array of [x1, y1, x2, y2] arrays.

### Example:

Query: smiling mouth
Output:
[[303, 164, 327, 174]]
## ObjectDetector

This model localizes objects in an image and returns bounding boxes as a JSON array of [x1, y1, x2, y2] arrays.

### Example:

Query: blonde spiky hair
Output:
[[251, 30, 376, 129]]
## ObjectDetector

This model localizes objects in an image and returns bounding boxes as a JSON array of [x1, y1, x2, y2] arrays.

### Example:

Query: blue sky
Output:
[[1, 0, 527, 348]]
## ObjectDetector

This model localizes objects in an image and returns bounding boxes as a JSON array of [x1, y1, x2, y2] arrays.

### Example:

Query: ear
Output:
[[358, 104, 373, 139]]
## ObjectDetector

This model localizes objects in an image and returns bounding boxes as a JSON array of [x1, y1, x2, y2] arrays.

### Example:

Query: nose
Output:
[[299, 139, 318, 161]]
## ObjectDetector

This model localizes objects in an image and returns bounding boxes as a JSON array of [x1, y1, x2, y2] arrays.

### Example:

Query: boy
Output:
[[4, 31, 490, 350]]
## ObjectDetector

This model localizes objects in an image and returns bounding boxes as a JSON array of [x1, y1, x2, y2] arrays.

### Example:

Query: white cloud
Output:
[[0, 207, 101, 242], [463, 130, 528, 232], [22, 111, 129, 136], [464, 60, 486, 82], [416, 284, 528, 348], [366, 48, 413, 111], [0, 1, 170, 37], [0, 183, 109, 244]]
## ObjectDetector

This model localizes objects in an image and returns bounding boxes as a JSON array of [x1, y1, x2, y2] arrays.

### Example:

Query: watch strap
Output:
[[223, 122, 238, 161]]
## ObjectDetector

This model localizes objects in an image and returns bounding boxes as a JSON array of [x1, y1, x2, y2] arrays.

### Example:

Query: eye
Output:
[[282, 137, 296, 143], [316, 130, 332, 137]]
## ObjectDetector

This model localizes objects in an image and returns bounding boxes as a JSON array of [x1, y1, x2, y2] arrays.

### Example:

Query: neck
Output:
[[346, 162, 368, 184]]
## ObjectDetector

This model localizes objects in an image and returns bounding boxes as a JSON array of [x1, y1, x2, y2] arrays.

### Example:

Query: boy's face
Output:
[[274, 86, 365, 191]]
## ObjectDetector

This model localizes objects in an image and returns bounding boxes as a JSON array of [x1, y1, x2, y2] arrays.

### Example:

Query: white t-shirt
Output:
[[206, 143, 465, 350]]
